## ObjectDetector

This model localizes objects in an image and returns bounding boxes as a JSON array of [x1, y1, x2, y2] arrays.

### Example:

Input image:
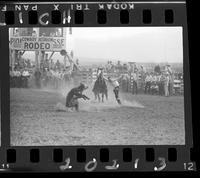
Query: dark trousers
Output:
[[113, 86, 121, 104], [22, 76, 28, 88], [35, 78, 41, 88], [122, 81, 129, 92], [159, 83, 164, 96], [10, 76, 13, 88], [168, 83, 173, 96], [145, 82, 151, 94], [113, 86, 119, 99], [66, 97, 79, 111], [132, 81, 137, 95], [12, 77, 17, 87], [16, 76, 22, 88], [158, 83, 162, 95]]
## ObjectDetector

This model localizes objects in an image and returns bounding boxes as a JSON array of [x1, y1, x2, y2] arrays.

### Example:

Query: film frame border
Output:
[[0, 0, 196, 172]]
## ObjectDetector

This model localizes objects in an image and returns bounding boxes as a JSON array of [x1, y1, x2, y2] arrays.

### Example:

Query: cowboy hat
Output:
[[78, 83, 88, 90]]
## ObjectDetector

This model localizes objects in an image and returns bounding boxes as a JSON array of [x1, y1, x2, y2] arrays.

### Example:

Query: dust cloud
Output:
[[53, 81, 144, 112]]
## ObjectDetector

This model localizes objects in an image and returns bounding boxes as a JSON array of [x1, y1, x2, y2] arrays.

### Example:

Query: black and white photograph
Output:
[[9, 27, 185, 146], [0, 84, 1, 146]]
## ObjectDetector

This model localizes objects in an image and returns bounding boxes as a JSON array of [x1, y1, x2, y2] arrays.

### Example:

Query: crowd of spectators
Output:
[[10, 59, 183, 96], [117, 64, 183, 96], [10, 66, 74, 89], [10, 67, 31, 88]]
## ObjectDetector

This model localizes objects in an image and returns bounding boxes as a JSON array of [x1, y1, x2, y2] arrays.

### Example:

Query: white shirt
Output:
[[104, 77, 120, 88], [165, 66, 172, 75], [111, 80, 120, 87], [152, 76, 157, 82], [132, 73, 137, 81], [14, 32, 19, 37], [14, 71, 21, 77], [22, 71, 30, 77], [164, 76, 170, 85], [145, 75, 152, 82], [157, 75, 161, 82]]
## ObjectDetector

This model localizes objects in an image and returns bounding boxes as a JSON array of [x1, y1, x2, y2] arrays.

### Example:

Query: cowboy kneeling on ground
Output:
[[66, 83, 90, 111]]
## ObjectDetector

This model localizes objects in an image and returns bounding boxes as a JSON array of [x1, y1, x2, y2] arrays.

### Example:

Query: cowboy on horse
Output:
[[66, 83, 90, 111], [92, 68, 108, 102], [92, 67, 123, 104]]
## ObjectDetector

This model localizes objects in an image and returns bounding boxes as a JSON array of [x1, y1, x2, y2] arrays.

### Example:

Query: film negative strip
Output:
[[0, 0, 197, 173]]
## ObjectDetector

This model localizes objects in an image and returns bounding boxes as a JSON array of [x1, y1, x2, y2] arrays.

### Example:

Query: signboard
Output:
[[9, 36, 66, 51]]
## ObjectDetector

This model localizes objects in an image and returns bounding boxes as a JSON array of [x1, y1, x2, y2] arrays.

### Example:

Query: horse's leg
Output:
[[102, 93, 104, 102], [105, 91, 108, 100], [97, 93, 100, 102]]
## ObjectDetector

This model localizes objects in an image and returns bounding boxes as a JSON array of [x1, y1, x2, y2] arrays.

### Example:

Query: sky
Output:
[[21, 27, 183, 64]]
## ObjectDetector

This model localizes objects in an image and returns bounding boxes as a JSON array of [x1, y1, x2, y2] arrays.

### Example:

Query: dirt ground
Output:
[[10, 88, 185, 146]]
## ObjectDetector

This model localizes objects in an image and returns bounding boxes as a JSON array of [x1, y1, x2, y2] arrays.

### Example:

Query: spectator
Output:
[[168, 72, 174, 96], [140, 66, 146, 93], [14, 29, 19, 37], [132, 72, 138, 95], [32, 30, 37, 38], [151, 74, 158, 95], [12, 69, 17, 88], [76, 59, 79, 66], [164, 72, 170, 97], [45, 68, 51, 87], [165, 64, 172, 75], [22, 68, 30, 88], [121, 74, 129, 92], [10, 67, 14, 88], [123, 63, 128, 72], [34, 69, 42, 88], [145, 73, 152, 94], [157, 73, 163, 96], [41, 33, 46, 37], [154, 65, 161, 74], [50, 32, 55, 37], [133, 63, 138, 73], [42, 68, 48, 87], [160, 73, 165, 96], [55, 60, 61, 71], [15, 69, 22, 88], [164, 65, 173, 96], [116, 61, 123, 72], [140, 65, 146, 73]]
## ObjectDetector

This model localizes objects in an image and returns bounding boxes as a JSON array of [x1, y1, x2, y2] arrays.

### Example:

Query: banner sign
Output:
[[9, 36, 66, 51]]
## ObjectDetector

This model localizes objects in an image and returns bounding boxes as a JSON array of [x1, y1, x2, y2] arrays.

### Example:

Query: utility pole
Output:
[[34, 28, 40, 70]]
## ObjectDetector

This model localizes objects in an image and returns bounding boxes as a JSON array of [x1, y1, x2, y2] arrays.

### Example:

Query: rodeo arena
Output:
[[9, 28, 185, 146]]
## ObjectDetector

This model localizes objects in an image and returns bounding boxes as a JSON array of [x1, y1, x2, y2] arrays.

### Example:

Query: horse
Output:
[[92, 75, 108, 102]]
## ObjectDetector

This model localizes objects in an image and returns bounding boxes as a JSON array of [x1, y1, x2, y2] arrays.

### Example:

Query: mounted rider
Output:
[[92, 68, 108, 101], [96, 68, 107, 86]]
